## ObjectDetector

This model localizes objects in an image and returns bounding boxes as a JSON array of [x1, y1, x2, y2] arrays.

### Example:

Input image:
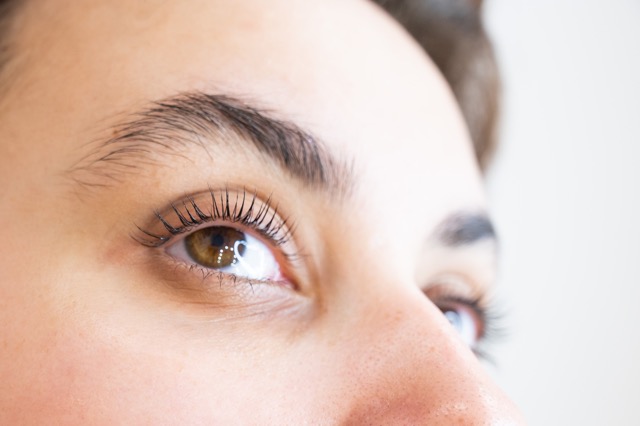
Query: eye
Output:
[[437, 300, 484, 349], [167, 225, 282, 281]]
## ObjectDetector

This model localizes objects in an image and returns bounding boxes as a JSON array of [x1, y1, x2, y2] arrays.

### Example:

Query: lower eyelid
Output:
[[143, 247, 298, 306]]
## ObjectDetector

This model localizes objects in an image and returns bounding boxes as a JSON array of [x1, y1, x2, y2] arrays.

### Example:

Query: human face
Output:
[[0, 0, 524, 423]]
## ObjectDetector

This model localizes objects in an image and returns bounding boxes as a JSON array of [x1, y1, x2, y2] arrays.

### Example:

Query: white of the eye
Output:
[[444, 308, 478, 348], [229, 234, 280, 280], [169, 230, 280, 281]]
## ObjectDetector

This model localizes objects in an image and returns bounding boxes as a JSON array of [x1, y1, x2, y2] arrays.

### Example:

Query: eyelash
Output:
[[134, 187, 295, 253]]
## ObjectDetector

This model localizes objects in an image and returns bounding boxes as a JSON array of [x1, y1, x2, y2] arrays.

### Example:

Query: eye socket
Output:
[[167, 225, 283, 281], [437, 300, 484, 349]]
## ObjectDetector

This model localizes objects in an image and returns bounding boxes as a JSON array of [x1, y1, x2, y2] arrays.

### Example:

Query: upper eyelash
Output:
[[134, 187, 294, 249]]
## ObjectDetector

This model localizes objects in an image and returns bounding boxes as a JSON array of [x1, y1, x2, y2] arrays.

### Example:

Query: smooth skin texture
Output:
[[0, 0, 525, 424]]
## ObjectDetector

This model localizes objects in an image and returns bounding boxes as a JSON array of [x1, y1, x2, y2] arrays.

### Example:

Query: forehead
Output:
[[4, 0, 484, 225]]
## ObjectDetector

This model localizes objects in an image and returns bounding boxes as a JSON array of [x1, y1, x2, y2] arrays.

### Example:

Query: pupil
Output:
[[210, 232, 225, 248]]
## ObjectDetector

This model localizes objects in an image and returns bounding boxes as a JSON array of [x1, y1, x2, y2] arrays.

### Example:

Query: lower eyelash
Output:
[[133, 187, 294, 251], [161, 252, 290, 298]]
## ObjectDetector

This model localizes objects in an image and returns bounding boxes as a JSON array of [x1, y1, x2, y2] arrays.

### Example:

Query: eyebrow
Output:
[[434, 212, 497, 248], [69, 92, 353, 195]]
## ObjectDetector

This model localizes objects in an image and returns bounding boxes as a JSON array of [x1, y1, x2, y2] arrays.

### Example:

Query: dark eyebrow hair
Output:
[[434, 212, 497, 247], [68, 92, 354, 195]]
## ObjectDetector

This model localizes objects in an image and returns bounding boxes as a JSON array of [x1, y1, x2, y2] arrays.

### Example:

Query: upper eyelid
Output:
[[133, 187, 295, 249]]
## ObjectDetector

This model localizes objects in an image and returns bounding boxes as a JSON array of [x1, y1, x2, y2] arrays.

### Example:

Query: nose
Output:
[[324, 282, 526, 425]]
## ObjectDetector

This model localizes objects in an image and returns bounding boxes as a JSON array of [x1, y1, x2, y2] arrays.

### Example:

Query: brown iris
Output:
[[184, 226, 247, 269]]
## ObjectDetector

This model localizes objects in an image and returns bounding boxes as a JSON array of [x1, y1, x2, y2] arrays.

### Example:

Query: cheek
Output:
[[0, 267, 222, 423], [0, 317, 199, 424], [0, 315, 329, 424]]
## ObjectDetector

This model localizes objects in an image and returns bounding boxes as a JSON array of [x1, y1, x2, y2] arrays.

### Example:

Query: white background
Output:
[[484, 0, 640, 424]]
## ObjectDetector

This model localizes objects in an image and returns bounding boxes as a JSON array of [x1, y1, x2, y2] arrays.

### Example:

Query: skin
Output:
[[0, 0, 525, 424]]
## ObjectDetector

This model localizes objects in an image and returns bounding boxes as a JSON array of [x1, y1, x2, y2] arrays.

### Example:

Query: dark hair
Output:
[[0, 0, 20, 90], [374, 0, 501, 170], [0, 1, 15, 60]]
